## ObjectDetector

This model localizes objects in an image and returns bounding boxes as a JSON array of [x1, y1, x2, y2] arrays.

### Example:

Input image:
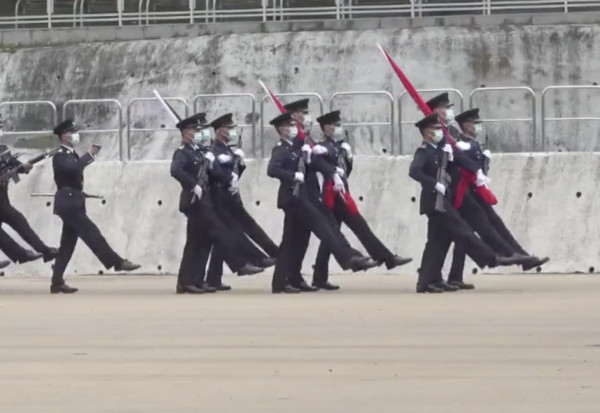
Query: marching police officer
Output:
[[267, 111, 375, 294], [0, 120, 55, 268], [51, 119, 140, 294], [310, 110, 412, 290], [281, 100, 374, 292], [204, 113, 278, 290], [409, 114, 526, 293], [171, 113, 263, 294], [447, 108, 549, 288]]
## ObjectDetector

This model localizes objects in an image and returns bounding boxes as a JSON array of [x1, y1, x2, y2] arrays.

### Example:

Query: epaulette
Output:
[[276, 142, 282, 146]]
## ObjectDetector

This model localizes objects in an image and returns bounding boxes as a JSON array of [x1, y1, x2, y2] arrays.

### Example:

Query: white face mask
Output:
[[288, 126, 298, 139], [228, 128, 238, 141], [432, 129, 444, 143], [194, 129, 212, 147], [303, 115, 313, 129], [474, 124, 484, 136], [70, 133, 80, 145], [333, 126, 343, 137], [445, 109, 455, 121]]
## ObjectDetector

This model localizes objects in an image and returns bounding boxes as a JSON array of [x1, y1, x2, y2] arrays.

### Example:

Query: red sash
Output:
[[323, 180, 360, 216]]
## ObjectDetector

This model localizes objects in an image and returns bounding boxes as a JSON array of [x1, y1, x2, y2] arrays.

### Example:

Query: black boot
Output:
[[312, 282, 340, 291], [115, 259, 141, 272], [50, 284, 78, 294], [18, 250, 42, 264], [384, 255, 413, 270], [260, 257, 277, 268], [176, 284, 206, 294], [43, 247, 59, 263], [272, 285, 300, 294], [435, 281, 460, 292], [523, 256, 550, 272], [448, 280, 475, 290], [238, 264, 263, 276], [416, 283, 444, 293]]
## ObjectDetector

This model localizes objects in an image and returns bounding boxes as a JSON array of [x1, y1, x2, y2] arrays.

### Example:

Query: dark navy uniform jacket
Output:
[[409, 140, 480, 215], [170, 143, 230, 213], [267, 137, 308, 209], [52, 145, 94, 214]]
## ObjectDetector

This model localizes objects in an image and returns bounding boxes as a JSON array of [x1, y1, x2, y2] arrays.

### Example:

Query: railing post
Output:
[[47, 0, 53, 28], [79, 0, 86, 27], [189, 0, 194, 23], [145, 0, 151, 25], [117, 0, 123, 27], [72, 0, 79, 27]]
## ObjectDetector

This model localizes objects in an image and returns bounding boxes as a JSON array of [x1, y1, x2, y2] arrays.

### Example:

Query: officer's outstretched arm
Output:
[[53, 151, 94, 174]]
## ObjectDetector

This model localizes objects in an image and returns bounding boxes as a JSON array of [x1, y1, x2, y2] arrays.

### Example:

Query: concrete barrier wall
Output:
[[1, 152, 597, 279], [3, 14, 600, 158]]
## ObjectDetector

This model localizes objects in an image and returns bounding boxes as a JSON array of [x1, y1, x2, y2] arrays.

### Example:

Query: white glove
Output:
[[332, 173, 345, 193], [312, 145, 328, 155], [294, 172, 304, 183], [229, 172, 239, 194], [475, 169, 488, 187], [483, 149, 491, 158], [301, 144, 312, 164], [435, 182, 446, 195], [456, 141, 471, 151], [204, 151, 215, 163], [193, 185, 203, 200], [340, 142, 352, 158], [335, 167, 345, 178], [217, 153, 232, 163], [233, 148, 244, 159], [442, 143, 454, 162]]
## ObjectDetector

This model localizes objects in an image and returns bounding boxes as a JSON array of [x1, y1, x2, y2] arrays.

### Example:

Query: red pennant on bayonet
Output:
[[377, 44, 496, 207], [258, 79, 306, 142]]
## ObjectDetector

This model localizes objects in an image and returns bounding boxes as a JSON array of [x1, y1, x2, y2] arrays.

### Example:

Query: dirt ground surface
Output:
[[1, 274, 599, 413]]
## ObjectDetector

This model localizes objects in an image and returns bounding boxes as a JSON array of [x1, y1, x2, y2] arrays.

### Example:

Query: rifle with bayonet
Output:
[[292, 126, 309, 198], [0, 148, 59, 184]]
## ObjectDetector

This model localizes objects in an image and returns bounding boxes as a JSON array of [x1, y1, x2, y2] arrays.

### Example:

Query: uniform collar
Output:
[[60, 144, 74, 153], [280, 137, 293, 146], [184, 142, 200, 151]]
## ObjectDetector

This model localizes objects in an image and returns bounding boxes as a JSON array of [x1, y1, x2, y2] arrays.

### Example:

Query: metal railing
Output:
[[540, 85, 600, 151], [5, 0, 600, 29], [398, 88, 464, 154], [63, 98, 124, 160], [0, 100, 58, 136], [192, 93, 258, 155], [259, 92, 324, 157], [329, 91, 395, 154], [2, 84, 600, 160], [469, 86, 536, 150], [126, 97, 189, 160]]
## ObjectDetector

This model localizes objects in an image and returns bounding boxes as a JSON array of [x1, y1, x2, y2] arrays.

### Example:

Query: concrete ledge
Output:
[[2, 12, 600, 47], [0, 152, 595, 278]]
